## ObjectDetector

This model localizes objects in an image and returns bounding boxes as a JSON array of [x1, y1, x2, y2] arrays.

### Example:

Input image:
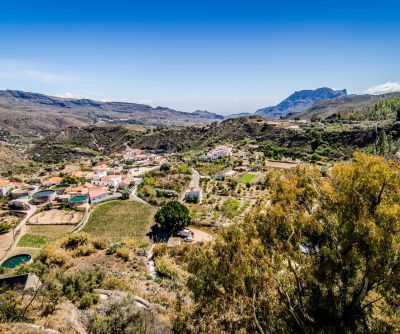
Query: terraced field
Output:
[[83, 200, 156, 241]]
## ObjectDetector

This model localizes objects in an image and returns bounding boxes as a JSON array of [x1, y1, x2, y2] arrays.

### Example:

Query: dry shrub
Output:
[[37, 244, 72, 267], [101, 276, 130, 291], [154, 255, 185, 280], [73, 243, 96, 257], [120, 237, 149, 249], [116, 247, 130, 261], [91, 236, 110, 250], [152, 243, 168, 258], [169, 243, 195, 257], [60, 232, 89, 250]]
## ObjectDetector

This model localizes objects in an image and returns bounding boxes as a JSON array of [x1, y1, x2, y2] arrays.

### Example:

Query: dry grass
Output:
[[26, 225, 73, 238], [28, 209, 82, 226]]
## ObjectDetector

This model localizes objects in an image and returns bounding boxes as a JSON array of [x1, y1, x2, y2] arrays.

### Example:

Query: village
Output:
[[0, 140, 303, 333], [0, 141, 302, 265]]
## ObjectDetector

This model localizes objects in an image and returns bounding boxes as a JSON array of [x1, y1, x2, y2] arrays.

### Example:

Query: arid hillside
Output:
[[0, 90, 224, 136]]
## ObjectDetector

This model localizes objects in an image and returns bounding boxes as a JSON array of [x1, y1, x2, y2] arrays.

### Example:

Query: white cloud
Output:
[[130, 99, 154, 105], [55, 92, 154, 105], [0, 58, 74, 84], [56, 92, 109, 102], [365, 82, 400, 95]]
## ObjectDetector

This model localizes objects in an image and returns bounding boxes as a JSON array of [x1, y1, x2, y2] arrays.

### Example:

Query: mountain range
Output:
[[0, 88, 398, 139], [255, 87, 348, 118], [0, 90, 223, 135]]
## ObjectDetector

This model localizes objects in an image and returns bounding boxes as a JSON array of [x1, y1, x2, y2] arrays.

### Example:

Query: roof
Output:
[[42, 176, 63, 185], [234, 166, 248, 171], [65, 186, 89, 194], [0, 180, 11, 187], [89, 187, 108, 198]]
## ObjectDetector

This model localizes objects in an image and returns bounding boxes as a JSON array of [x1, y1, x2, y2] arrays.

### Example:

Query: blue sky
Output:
[[1, 0, 400, 115]]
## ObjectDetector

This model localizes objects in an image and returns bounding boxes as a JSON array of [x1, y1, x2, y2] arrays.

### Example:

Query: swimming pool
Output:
[[68, 195, 88, 203], [1, 254, 32, 268]]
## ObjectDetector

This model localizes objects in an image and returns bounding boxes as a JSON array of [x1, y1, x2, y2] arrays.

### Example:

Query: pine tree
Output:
[[376, 130, 389, 157]]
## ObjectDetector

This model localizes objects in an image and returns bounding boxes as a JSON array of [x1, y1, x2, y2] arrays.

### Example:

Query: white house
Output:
[[0, 180, 13, 197], [92, 171, 108, 180], [89, 187, 109, 204], [200, 145, 232, 161], [92, 175, 122, 188]]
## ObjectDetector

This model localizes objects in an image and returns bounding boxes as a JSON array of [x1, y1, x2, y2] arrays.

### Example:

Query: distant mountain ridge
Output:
[[256, 87, 348, 118], [0, 89, 224, 135]]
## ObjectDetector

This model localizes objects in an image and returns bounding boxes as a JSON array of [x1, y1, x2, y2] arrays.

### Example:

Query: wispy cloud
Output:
[[0, 59, 74, 85], [56, 92, 109, 102], [365, 82, 400, 95], [56, 92, 154, 105]]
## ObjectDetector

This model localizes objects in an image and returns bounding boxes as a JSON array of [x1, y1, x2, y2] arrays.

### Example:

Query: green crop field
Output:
[[238, 173, 257, 184], [18, 234, 53, 248], [83, 200, 156, 241]]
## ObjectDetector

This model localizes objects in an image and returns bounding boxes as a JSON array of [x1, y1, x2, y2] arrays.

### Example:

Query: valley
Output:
[[0, 89, 399, 334]]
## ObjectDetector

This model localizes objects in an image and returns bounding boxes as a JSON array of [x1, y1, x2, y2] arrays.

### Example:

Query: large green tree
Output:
[[181, 153, 400, 333], [155, 201, 190, 234]]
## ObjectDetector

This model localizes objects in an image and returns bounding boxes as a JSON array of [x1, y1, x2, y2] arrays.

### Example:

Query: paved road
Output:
[[129, 185, 151, 205], [180, 168, 201, 203], [128, 163, 163, 205]]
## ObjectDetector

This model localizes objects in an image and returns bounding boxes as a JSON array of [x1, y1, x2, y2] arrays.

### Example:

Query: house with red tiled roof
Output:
[[42, 176, 63, 187], [0, 180, 13, 197]]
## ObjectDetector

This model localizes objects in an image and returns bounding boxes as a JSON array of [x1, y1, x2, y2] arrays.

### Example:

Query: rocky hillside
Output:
[[0, 90, 224, 136], [256, 87, 347, 118], [33, 115, 399, 163], [285, 92, 400, 121]]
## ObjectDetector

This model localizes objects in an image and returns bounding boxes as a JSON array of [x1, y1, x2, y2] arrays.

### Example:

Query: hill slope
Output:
[[285, 92, 400, 120], [0, 90, 224, 135], [256, 87, 347, 119]]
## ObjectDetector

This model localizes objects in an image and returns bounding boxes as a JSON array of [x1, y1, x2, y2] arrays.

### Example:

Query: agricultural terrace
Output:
[[238, 173, 257, 184], [83, 200, 156, 241], [28, 209, 83, 225], [137, 163, 192, 205], [17, 225, 74, 248]]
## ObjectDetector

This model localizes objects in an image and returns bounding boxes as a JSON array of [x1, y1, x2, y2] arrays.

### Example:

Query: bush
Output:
[[73, 244, 96, 257], [0, 222, 11, 234], [15, 261, 48, 278], [37, 244, 71, 267], [61, 268, 104, 309], [78, 292, 97, 309], [106, 241, 125, 255], [88, 297, 165, 334], [154, 255, 183, 280], [60, 232, 89, 250], [152, 244, 168, 258], [92, 237, 110, 250], [0, 290, 29, 323], [101, 276, 130, 291], [116, 247, 130, 262]]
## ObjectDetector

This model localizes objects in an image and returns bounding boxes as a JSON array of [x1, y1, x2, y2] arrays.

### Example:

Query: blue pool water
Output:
[[1, 254, 32, 268]]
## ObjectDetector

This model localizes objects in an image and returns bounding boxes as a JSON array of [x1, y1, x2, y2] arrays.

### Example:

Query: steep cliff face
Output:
[[256, 87, 347, 118]]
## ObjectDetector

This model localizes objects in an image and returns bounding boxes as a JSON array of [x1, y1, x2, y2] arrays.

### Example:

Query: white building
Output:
[[92, 171, 108, 180], [89, 188, 109, 204], [92, 175, 122, 188], [0, 181, 13, 197], [201, 145, 232, 161]]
